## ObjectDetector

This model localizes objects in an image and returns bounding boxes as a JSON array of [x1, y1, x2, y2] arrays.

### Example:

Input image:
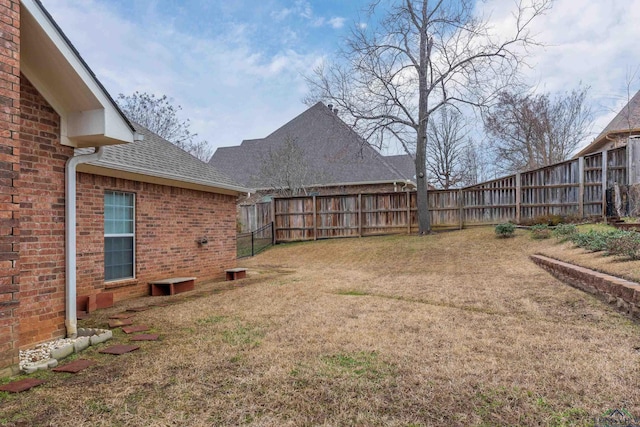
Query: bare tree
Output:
[[306, 0, 551, 234], [117, 92, 213, 162], [460, 140, 494, 186], [485, 86, 592, 173], [252, 136, 320, 196], [426, 107, 474, 189]]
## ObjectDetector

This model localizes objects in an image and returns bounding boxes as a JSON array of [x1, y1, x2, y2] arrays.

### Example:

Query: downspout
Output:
[[65, 147, 104, 338]]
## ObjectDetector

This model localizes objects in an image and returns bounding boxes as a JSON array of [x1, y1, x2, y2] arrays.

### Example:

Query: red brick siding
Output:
[[18, 75, 70, 348], [76, 174, 237, 301], [0, 0, 20, 371]]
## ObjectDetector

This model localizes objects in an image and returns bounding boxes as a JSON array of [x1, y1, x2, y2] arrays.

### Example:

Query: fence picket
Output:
[[238, 146, 627, 243]]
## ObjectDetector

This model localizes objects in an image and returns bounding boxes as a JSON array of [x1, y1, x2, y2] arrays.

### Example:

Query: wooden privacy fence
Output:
[[239, 146, 629, 243]]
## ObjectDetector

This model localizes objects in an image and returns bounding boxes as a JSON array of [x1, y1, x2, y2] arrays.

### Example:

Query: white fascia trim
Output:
[[21, 0, 134, 146], [78, 162, 248, 195]]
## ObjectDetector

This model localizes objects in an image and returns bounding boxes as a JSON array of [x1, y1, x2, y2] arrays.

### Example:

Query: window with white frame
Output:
[[104, 191, 135, 281]]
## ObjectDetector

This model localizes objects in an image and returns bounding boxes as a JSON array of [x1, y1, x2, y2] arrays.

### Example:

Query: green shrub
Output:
[[606, 231, 640, 259], [520, 214, 582, 226], [530, 224, 551, 239], [521, 214, 564, 226], [495, 223, 516, 238], [570, 229, 626, 252], [553, 223, 577, 241]]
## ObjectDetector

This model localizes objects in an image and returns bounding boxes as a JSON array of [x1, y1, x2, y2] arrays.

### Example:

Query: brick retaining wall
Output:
[[531, 254, 640, 320]]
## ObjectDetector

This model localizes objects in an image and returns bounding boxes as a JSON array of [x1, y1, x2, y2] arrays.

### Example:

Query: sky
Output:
[[40, 0, 640, 158]]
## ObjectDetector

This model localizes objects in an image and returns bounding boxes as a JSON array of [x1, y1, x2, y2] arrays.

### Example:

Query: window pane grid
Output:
[[104, 191, 135, 281]]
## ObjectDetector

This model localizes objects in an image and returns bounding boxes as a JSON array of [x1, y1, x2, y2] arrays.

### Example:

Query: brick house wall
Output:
[[18, 75, 72, 347], [75, 174, 237, 302], [12, 75, 238, 356], [0, 0, 20, 373]]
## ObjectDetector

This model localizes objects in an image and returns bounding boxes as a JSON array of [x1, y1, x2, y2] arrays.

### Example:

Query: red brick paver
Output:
[[122, 325, 150, 334], [109, 312, 136, 320], [108, 319, 134, 328], [52, 359, 95, 373], [0, 378, 45, 393], [99, 345, 140, 355]]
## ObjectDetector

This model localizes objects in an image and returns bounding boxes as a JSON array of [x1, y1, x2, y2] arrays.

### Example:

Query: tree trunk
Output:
[[416, 4, 431, 235], [416, 151, 430, 234]]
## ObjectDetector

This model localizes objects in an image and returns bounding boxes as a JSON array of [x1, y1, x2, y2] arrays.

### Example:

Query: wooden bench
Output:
[[225, 268, 247, 281], [149, 277, 196, 296]]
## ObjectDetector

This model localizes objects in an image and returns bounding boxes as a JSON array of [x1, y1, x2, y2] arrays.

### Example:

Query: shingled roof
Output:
[[209, 102, 415, 189], [76, 123, 246, 195], [576, 89, 640, 156]]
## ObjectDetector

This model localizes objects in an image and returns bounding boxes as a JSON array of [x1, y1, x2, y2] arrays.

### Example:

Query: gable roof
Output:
[[383, 154, 416, 181], [77, 124, 246, 195], [209, 102, 415, 189], [21, 0, 136, 147], [576, 89, 640, 157]]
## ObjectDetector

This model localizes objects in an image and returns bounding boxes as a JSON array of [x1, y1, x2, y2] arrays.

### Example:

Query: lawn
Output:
[[1, 227, 639, 426]]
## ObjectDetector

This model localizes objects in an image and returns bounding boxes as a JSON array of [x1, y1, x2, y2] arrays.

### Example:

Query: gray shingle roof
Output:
[[577, 90, 640, 156], [77, 123, 246, 193], [209, 102, 415, 189], [382, 154, 416, 181], [597, 90, 640, 138]]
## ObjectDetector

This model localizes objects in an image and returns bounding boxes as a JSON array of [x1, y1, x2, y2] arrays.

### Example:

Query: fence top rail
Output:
[[460, 174, 517, 190]]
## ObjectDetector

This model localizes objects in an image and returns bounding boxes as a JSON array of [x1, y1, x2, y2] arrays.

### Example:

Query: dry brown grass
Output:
[[2, 227, 640, 426]]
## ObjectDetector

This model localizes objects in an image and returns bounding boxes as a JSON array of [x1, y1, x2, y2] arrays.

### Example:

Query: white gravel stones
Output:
[[19, 328, 111, 373]]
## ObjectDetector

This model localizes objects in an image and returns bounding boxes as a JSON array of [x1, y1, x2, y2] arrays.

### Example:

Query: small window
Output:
[[104, 191, 135, 281]]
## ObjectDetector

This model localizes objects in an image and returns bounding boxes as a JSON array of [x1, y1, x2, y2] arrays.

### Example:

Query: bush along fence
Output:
[[237, 222, 275, 258], [239, 143, 640, 243]]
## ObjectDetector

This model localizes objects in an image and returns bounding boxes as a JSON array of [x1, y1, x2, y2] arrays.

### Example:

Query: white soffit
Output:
[[20, 0, 135, 147]]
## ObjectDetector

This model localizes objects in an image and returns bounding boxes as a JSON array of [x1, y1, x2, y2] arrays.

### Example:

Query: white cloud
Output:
[[478, 0, 640, 148], [295, 0, 313, 19], [271, 8, 293, 21], [328, 17, 346, 29], [40, 0, 324, 154]]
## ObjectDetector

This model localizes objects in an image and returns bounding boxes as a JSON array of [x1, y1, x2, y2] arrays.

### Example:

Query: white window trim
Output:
[[104, 191, 136, 282]]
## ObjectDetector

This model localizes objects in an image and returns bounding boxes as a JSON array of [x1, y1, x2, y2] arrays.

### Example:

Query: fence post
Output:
[[515, 173, 521, 224], [358, 193, 363, 237], [270, 199, 276, 243], [628, 138, 640, 185], [312, 195, 317, 241], [578, 156, 585, 218], [253, 204, 257, 232], [458, 189, 463, 229], [406, 191, 411, 234], [271, 221, 275, 245], [251, 231, 254, 257], [602, 150, 608, 219]]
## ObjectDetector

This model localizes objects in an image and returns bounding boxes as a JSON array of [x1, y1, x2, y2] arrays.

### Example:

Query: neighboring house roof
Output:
[[77, 124, 247, 196], [576, 90, 640, 157], [209, 102, 416, 190], [383, 154, 416, 181]]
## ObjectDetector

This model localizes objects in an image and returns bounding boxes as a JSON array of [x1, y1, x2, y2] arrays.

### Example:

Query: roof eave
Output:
[[20, 0, 135, 148], [575, 128, 640, 157], [77, 163, 248, 196]]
